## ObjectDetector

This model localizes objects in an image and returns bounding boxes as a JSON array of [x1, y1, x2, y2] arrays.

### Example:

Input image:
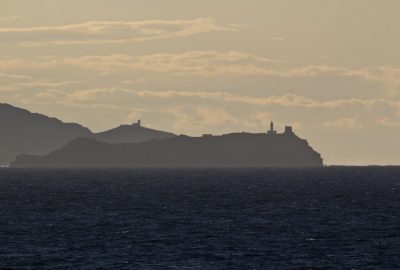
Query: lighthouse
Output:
[[267, 121, 277, 135]]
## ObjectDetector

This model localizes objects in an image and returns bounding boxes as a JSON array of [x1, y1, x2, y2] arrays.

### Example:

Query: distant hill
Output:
[[11, 128, 324, 168], [93, 121, 175, 144], [0, 103, 92, 165], [0, 103, 176, 165]]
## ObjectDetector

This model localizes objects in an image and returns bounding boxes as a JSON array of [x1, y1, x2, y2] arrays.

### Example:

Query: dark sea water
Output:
[[1, 167, 400, 269]]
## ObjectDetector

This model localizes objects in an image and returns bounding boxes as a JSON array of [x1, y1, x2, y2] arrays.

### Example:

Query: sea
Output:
[[1, 167, 400, 269]]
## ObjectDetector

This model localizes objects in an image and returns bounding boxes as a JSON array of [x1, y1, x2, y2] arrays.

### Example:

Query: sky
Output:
[[1, 0, 400, 165]]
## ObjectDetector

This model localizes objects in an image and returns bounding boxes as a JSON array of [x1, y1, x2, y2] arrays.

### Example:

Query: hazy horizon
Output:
[[1, 0, 400, 165]]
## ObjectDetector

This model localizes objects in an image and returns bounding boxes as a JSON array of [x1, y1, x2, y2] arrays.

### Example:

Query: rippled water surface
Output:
[[1, 167, 400, 269]]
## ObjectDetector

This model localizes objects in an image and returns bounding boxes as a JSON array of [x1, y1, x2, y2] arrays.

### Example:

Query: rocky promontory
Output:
[[11, 125, 323, 168]]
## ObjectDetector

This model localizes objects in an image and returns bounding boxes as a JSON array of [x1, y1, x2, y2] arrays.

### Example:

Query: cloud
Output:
[[163, 106, 239, 131], [322, 116, 364, 130], [3, 76, 394, 112], [64, 88, 400, 111], [0, 72, 33, 81], [1, 50, 399, 104], [3, 81, 400, 159], [0, 52, 398, 93], [377, 118, 400, 128], [0, 16, 21, 21], [0, 18, 237, 47], [0, 50, 282, 76], [49, 87, 400, 134], [0, 79, 81, 92], [63, 51, 282, 73]]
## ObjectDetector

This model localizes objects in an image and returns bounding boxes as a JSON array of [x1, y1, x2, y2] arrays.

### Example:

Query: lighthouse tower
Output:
[[267, 121, 277, 135]]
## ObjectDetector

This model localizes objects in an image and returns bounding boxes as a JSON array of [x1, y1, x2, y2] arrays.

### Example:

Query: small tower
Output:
[[284, 126, 294, 135], [137, 120, 141, 126], [267, 121, 277, 135]]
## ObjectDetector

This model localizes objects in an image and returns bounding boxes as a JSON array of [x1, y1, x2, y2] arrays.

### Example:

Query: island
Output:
[[11, 122, 324, 167], [0, 103, 175, 165]]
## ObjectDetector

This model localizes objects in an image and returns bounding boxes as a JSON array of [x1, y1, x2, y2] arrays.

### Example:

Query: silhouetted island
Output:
[[11, 122, 323, 167], [0, 103, 91, 165], [0, 103, 175, 165]]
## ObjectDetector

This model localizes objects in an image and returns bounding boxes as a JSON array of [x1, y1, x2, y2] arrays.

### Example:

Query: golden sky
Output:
[[1, 0, 400, 165]]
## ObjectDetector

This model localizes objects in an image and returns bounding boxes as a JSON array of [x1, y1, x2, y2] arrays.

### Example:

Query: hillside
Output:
[[0, 103, 92, 165], [11, 128, 324, 168], [0, 104, 176, 165], [94, 121, 175, 144]]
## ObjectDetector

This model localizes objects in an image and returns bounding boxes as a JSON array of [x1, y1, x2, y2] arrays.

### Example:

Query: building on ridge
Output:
[[284, 126, 294, 135]]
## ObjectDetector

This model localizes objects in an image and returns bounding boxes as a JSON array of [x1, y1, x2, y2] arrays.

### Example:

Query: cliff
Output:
[[11, 129, 324, 168]]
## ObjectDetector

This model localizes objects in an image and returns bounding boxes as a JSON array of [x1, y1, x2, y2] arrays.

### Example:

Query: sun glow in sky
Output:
[[1, 0, 400, 165]]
